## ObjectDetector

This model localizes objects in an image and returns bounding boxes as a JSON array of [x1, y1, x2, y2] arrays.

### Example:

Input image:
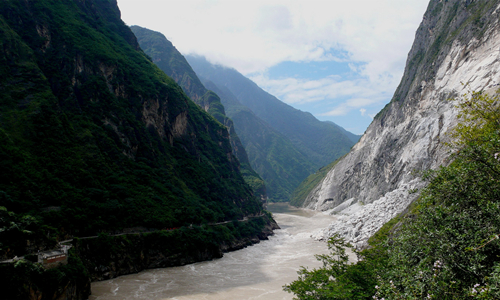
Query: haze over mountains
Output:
[[130, 25, 267, 200], [186, 55, 359, 201], [131, 25, 358, 202]]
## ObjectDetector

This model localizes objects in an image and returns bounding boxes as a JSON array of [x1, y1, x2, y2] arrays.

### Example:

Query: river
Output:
[[89, 203, 342, 300]]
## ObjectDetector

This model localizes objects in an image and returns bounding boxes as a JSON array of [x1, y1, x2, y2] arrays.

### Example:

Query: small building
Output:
[[38, 249, 68, 269]]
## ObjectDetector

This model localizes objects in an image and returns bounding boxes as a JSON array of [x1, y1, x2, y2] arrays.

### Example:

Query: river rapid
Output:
[[89, 203, 342, 300]]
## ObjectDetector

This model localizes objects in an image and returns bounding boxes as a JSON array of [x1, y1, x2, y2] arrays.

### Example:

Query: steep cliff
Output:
[[130, 26, 266, 200], [0, 0, 274, 297], [301, 0, 500, 246]]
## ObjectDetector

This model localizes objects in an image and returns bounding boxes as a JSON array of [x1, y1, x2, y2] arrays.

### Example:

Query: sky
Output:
[[117, 0, 429, 135]]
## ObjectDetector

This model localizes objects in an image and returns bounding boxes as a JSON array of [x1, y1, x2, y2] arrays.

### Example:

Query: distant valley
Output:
[[131, 25, 358, 202]]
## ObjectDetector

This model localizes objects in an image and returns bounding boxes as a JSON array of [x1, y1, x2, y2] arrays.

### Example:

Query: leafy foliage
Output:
[[284, 235, 379, 300]]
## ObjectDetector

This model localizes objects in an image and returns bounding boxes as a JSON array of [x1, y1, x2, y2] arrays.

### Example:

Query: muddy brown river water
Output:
[[89, 203, 340, 300]]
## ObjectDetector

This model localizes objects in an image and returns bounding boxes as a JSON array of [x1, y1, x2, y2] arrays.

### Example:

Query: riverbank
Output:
[[0, 214, 278, 299], [76, 214, 279, 282], [89, 203, 342, 300]]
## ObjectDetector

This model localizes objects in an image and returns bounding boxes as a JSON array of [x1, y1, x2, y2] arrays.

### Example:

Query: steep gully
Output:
[[86, 2, 500, 297]]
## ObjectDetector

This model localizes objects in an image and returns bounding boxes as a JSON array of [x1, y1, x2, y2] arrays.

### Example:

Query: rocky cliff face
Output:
[[303, 0, 500, 246]]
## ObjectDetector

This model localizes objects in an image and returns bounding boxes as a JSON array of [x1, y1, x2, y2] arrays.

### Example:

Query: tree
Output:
[[284, 234, 377, 300]]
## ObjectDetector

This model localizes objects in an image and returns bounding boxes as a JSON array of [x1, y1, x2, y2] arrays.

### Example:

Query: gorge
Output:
[[2, 0, 500, 299]]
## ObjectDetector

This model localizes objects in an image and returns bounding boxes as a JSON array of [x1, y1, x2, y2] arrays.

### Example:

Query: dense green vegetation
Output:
[[130, 26, 267, 199], [0, 0, 266, 261], [285, 90, 500, 299], [204, 80, 319, 202], [0, 248, 89, 299], [74, 215, 274, 280]]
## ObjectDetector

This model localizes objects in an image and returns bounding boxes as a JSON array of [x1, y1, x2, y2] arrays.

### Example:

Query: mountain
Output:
[[298, 0, 500, 247], [284, 2, 500, 298], [202, 79, 319, 202], [186, 55, 357, 201], [0, 0, 276, 298], [130, 25, 266, 200], [186, 56, 357, 167], [129, 25, 336, 202], [325, 120, 361, 144]]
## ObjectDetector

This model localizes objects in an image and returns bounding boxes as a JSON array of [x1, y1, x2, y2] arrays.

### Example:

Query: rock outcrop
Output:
[[303, 0, 500, 247]]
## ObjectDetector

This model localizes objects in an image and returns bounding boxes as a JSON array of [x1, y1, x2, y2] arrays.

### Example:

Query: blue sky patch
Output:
[[267, 60, 357, 80]]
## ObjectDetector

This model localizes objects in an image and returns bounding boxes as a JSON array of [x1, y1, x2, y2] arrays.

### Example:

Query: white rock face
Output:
[[311, 179, 425, 248], [305, 1, 500, 246]]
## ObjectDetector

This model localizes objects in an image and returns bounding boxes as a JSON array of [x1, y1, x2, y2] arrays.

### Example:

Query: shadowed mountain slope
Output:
[[202, 80, 319, 202], [130, 25, 266, 199], [186, 56, 357, 167]]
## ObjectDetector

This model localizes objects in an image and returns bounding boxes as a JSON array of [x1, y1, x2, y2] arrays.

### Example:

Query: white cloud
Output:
[[360, 108, 367, 116], [323, 104, 351, 116], [118, 0, 428, 75], [250, 73, 391, 117], [117, 0, 429, 132]]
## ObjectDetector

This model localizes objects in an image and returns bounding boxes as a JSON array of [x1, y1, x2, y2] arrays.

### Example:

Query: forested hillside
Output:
[[0, 0, 275, 298]]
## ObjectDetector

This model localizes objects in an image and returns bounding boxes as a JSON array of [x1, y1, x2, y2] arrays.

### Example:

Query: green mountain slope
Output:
[[0, 2, 277, 296], [185, 55, 357, 168], [130, 26, 266, 200], [0, 0, 264, 233], [185, 56, 356, 201], [203, 80, 318, 202], [289, 156, 344, 207]]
